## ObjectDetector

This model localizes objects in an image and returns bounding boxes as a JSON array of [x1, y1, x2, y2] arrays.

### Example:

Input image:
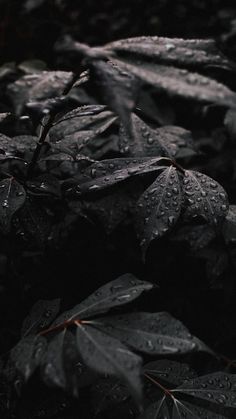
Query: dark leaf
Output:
[[135, 166, 182, 255], [53, 274, 153, 324], [110, 58, 236, 108], [7, 71, 72, 114], [94, 312, 210, 355], [174, 372, 236, 408], [171, 399, 228, 418], [106, 37, 233, 70], [89, 60, 140, 132], [138, 398, 170, 419], [0, 177, 26, 233], [222, 205, 236, 243], [119, 113, 194, 158], [76, 323, 142, 402], [10, 335, 47, 381], [171, 224, 216, 250], [144, 360, 196, 387], [26, 174, 61, 198], [49, 105, 118, 155], [70, 156, 167, 195], [183, 170, 229, 225], [21, 298, 61, 337]]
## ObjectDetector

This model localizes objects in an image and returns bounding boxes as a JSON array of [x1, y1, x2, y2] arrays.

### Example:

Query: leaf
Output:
[[171, 224, 216, 250], [88, 60, 140, 132], [7, 71, 73, 114], [41, 330, 94, 396], [119, 113, 194, 158], [171, 399, 228, 418], [21, 298, 61, 337], [110, 58, 236, 108], [144, 360, 196, 387], [139, 398, 170, 419], [76, 323, 143, 402], [135, 166, 182, 255], [94, 312, 210, 355], [26, 174, 61, 198], [53, 274, 153, 325], [174, 372, 236, 408], [183, 170, 229, 225], [70, 156, 167, 195], [10, 335, 47, 381], [49, 105, 118, 154], [222, 205, 236, 243], [106, 37, 233, 70], [0, 177, 26, 233]]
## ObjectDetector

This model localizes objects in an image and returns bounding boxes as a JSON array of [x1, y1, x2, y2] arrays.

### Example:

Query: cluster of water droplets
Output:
[[135, 166, 182, 252]]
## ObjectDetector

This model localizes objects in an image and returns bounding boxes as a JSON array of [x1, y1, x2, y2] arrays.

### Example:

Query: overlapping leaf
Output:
[[135, 166, 182, 254], [76, 322, 143, 402], [93, 312, 211, 355], [119, 113, 194, 158], [69, 156, 168, 195], [144, 360, 196, 387], [183, 170, 229, 225], [110, 58, 236, 108], [7, 70, 72, 114], [0, 177, 26, 233]]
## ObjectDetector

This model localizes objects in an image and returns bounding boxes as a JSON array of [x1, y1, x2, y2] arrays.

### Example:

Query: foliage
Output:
[[0, 29, 236, 419]]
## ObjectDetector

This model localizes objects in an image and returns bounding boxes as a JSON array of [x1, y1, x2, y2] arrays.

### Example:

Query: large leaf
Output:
[[135, 166, 182, 254], [10, 335, 47, 381], [53, 274, 153, 325], [76, 322, 142, 402], [93, 312, 210, 355], [0, 177, 26, 233], [119, 113, 194, 158], [21, 298, 61, 337], [7, 71, 72, 114], [174, 372, 236, 408], [110, 58, 236, 108], [183, 170, 229, 225], [105, 37, 233, 70]]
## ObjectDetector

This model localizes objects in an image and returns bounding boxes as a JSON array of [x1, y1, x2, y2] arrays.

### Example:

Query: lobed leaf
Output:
[[21, 298, 61, 337]]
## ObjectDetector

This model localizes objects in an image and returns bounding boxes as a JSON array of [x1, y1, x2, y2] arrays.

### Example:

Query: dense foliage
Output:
[[0, 1, 236, 418]]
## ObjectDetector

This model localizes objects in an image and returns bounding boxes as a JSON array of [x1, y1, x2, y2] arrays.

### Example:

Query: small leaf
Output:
[[53, 274, 153, 324], [0, 177, 26, 233], [135, 166, 182, 255], [10, 335, 47, 381], [95, 312, 211, 355], [110, 58, 236, 108], [21, 298, 61, 337], [174, 372, 236, 408], [76, 323, 142, 402], [183, 170, 229, 225]]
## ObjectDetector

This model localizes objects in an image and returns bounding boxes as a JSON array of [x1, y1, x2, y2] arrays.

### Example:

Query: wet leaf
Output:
[[70, 156, 167, 195], [95, 312, 210, 355], [0, 177, 26, 233], [76, 323, 142, 402], [144, 360, 196, 387], [26, 174, 61, 198], [183, 170, 229, 225], [106, 37, 233, 71], [110, 58, 236, 108], [135, 166, 182, 255], [7, 71, 72, 114], [21, 298, 61, 337], [174, 372, 236, 408], [53, 274, 153, 324], [139, 397, 170, 419], [10, 335, 47, 381], [119, 113, 194, 158], [89, 60, 140, 132]]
